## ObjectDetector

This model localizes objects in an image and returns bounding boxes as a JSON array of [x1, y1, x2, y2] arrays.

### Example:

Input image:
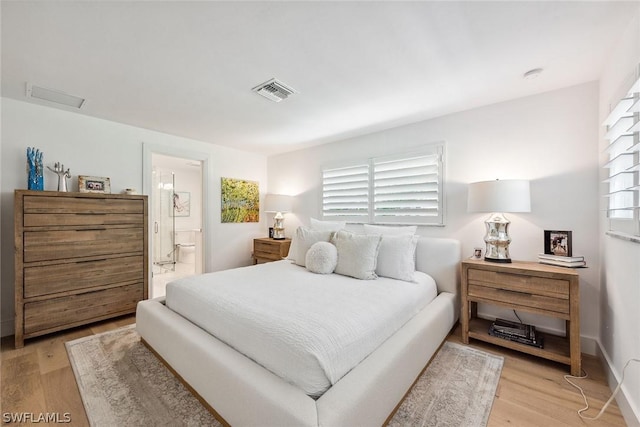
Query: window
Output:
[[603, 73, 640, 237], [322, 144, 445, 225]]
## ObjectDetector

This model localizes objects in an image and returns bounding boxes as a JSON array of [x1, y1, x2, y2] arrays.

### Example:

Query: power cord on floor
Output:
[[564, 358, 640, 420]]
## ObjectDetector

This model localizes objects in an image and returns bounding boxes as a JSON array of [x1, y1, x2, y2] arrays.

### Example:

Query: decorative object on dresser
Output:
[[26, 147, 44, 191], [461, 258, 581, 375], [78, 175, 111, 194], [264, 193, 293, 239], [253, 237, 291, 264], [467, 179, 531, 263], [47, 162, 71, 192], [14, 190, 148, 348]]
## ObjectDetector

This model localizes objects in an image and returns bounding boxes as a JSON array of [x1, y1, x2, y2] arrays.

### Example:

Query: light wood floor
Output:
[[1, 317, 628, 427]]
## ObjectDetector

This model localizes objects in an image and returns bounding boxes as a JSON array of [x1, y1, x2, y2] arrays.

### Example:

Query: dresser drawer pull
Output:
[[75, 259, 107, 264]]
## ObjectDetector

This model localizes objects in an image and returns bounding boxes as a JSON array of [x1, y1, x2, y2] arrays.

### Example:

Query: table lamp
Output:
[[467, 179, 531, 263], [264, 194, 293, 240]]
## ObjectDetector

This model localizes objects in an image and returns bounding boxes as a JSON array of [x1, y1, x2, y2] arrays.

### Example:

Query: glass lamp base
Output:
[[483, 212, 512, 263], [273, 214, 285, 240]]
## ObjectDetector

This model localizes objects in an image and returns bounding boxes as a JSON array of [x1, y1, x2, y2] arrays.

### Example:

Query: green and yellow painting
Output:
[[221, 177, 259, 223]]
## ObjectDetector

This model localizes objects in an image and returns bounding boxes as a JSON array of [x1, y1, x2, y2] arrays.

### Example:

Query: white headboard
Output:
[[415, 237, 461, 296]]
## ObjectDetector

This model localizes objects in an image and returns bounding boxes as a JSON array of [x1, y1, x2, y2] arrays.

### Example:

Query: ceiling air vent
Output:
[[252, 78, 297, 103], [26, 83, 85, 109]]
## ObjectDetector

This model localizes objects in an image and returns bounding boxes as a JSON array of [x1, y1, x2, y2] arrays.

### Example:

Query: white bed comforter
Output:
[[165, 260, 437, 397]]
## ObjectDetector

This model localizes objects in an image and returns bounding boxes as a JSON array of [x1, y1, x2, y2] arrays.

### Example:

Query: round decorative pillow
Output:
[[305, 241, 338, 274]]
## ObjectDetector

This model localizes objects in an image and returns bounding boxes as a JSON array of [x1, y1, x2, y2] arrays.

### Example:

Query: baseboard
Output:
[[580, 335, 598, 356], [1, 317, 14, 339], [596, 342, 640, 427]]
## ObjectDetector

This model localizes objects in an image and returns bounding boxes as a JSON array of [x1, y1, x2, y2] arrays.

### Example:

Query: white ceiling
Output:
[[2, 1, 637, 155]]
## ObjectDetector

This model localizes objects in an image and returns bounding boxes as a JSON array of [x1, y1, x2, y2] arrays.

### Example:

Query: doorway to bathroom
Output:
[[151, 153, 204, 298]]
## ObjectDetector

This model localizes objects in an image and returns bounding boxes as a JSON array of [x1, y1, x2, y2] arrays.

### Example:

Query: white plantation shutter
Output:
[[373, 152, 442, 224], [322, 144, 445, 225], [603, 73, 640, 236], [322, 162, 370, 222]]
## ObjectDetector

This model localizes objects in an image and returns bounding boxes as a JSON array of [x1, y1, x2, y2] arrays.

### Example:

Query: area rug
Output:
[[66, 325, 503, 427], [388, 341, 504, 427]]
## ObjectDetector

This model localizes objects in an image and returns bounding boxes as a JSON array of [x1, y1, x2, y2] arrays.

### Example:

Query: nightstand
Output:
[[253, 238, 291, 264], [461, 259, 581, 376]]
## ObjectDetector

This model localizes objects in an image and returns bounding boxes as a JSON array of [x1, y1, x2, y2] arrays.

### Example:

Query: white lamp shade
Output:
[[264, 194, 293, 213], [467, 180, 531, 213]]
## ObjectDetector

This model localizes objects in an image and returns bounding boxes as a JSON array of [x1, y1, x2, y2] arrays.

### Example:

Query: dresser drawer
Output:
[[24, 283, 143, 335], [24, 213, 143, 227], [468, 268, 569, 298], [23, 196, 144, 215], [24, 255, 144, 298], [23, 196, 144, 227], [468, 283, 569, 314], [24, 227, 144, 262]]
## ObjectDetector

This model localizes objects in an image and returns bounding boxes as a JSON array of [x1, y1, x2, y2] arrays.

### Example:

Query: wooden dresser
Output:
[[14, 190, 148, 348], [461, 259, 580, 376], [253, 237, 291, 264]]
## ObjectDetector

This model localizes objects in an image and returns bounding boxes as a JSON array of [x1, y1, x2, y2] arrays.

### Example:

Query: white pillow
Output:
[[363, 224, 417, 235], [291, 227, 334, 267], [376, 234, 419, 282], [331, 230, 381, 280], [287, 219, 346, 261], [287, 233, 299, 261], [305, 242, 338, 274], [310, 217, 347, 231]]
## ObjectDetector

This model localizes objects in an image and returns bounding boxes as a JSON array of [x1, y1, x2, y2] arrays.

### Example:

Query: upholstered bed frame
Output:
[[136, 237, 461, 426]]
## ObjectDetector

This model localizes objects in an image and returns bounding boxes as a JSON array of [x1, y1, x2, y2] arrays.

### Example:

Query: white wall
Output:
[[269, 82, 601, 346], [598, 6, 640, 426], [0, 98, 268, 336]]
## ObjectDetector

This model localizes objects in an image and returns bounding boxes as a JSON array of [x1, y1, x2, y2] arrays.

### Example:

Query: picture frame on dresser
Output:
[[78, 175, 111, 194]]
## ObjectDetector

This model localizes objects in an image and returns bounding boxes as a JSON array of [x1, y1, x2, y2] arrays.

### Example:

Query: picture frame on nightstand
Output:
[[544, 230, 572, 257]]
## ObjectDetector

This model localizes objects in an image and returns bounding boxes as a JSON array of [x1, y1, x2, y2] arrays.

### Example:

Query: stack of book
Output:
[[538, 253, 586, 268], [488, 318, 544, 348]]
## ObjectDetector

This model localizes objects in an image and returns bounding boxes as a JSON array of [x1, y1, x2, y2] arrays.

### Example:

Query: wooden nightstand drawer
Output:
[[468, 284, 569, 315], [254, 250, 283, 262], [255, 240, 283, 256], [468, 268, 569, 298], [253, 238, 291, 264]]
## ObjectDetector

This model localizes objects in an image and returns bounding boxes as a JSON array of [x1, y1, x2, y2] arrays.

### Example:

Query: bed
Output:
[[136, 236, 461, 426]]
